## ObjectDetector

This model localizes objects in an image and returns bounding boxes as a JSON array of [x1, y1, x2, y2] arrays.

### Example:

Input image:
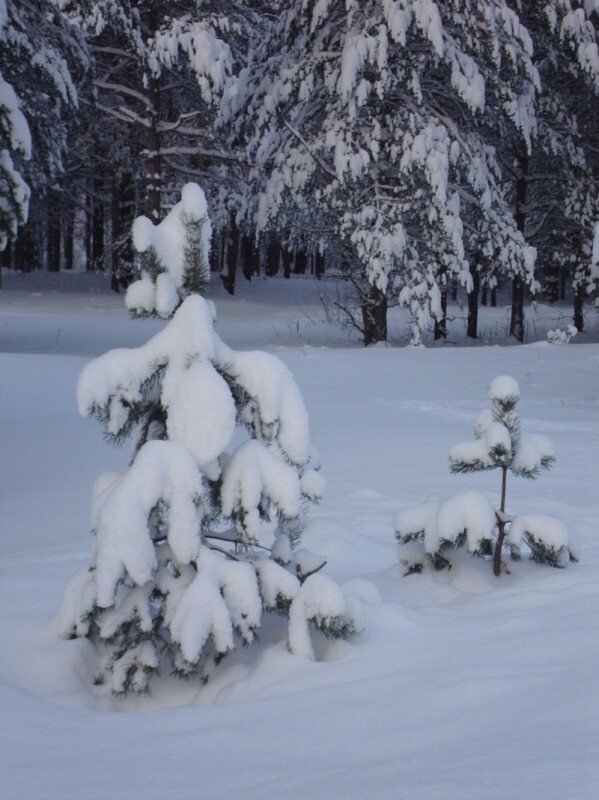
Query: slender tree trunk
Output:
[[110, 174, 122, 292], [573, 286, 584, 332], [47, 190, 61, 272], [490, 285, 497, 307], [294, 248, 308, 275], [450, 281, 457, 301], [510, 152, 528, 342], [362, 285, 387, 345], [493, 467, 508, 577], [92, 181, 104, 273], [434, 290, 448, 340], [64, 200, 74, 271], [265, 237, 279, 277], [145, 27, 161, 222], [282, 247, 293, 279], [240, 234, 255, 281], [481, 284, 488, 306], [314, 249, 325, 279], [510, 277, 525, 342], [14, 223, 35, 272], [467, 263, 480, 339], [221, 216, 239, 295], [572, 234, 584, 332], [85, 186, 93, 271]]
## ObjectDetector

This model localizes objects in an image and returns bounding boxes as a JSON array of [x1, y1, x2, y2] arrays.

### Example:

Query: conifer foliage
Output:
[[395, 376, 577, 576], [59, 184, 359, 694], [125, 183, 212, 319]]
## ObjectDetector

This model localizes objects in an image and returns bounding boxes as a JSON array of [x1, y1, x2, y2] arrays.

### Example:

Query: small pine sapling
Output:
[[59, 185, 360, 695], [395, 376, 576, 576]]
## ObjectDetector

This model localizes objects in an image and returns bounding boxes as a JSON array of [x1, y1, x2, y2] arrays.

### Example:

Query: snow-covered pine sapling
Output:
[[125, 182, 211, 319], [547, 325, 577, 344], [394, 376, 576, 576], [59, 193, 358, 695], [450, 375, 562, 575]]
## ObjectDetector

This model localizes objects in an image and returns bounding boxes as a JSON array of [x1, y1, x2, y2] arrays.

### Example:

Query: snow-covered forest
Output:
[[1, 2, 598, 799], [1, 0, 598, 343]]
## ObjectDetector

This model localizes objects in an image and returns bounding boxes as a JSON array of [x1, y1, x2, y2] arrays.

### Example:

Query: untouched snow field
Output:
[[1, 273, 598, 799]]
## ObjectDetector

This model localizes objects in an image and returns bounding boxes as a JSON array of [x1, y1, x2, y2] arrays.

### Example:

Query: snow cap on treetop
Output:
[[489, 375, 520, 403]]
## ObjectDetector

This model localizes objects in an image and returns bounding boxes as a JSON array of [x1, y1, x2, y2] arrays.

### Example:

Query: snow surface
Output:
[[1, 273, 599, 799]]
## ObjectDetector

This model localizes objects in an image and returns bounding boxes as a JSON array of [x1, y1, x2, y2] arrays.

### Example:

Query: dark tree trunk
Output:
[[13, 224, 35, 272], [265, 237, 280, 277], [85, 187, 93, 271], [362, 286, 387, 345], [434, 290, 448, 340], [490, 285, 497, 307], [294, 249, 308, 275], [467, 263, 480, 339], [559, 268, 566, 301], [221, 216, 239, 295], [481, 284, 488, 306], [510, 152, 528, 342], [510, 277, 525, 342], [92, 182, 104, 273], [314, 249, 325, 279], [47, 190, 61, 272], [450, 281, 457, 301], [573, 286, 584, 332], [145, 15, 161, 221], [209, 231, 220, 273], [110, 175, 121, 292], [64, 200, 74, 271], [572, 233, 584, 332], [282, 247, 293, 279], [240, 234, 255, 281]]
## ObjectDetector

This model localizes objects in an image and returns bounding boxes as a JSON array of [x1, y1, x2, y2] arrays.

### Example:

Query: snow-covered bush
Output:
[[125, 182, 211, 319], [395, 376, 576, 576], [60, 196, 359, 696], [547, 325, 578, 344]]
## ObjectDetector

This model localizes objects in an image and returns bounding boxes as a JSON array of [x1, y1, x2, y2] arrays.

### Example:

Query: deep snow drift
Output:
[[1, 273, 598, 799]]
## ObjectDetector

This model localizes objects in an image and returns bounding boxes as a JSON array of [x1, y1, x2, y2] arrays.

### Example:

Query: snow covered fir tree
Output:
[[59, 184, 359, 695], [395, 376, 577, 576]]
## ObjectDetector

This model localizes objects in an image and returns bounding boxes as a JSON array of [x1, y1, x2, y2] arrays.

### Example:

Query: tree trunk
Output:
[[221, 216, 239, 295], [240, 234, 255, 281], [85, 187, 93, 271], [145, 64, 161, 220], [294, 249, 308, 274], [265, 237, 279, 277], [510, 152, 528, 342], [434, 290, 448, 340], [314, 249, 325, 279], [573, 285, 584, 332], [92, 182, 104, 273], [64, 200, 75, 271], [467, 263, 480, 339], [481, 284, 488, 306], [13, 223, 35, 272], [490, 285, 497, 307], [110, 175, 121, 292], [362, 286, 387, 345], [510, 277, 525, 342], [47, 190, 61, 272], [493, 466, 508, 577], [282, 247, 293, 279]]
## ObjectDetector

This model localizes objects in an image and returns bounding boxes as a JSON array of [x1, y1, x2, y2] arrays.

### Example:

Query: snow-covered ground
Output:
[[1, 272, 598, 799]]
